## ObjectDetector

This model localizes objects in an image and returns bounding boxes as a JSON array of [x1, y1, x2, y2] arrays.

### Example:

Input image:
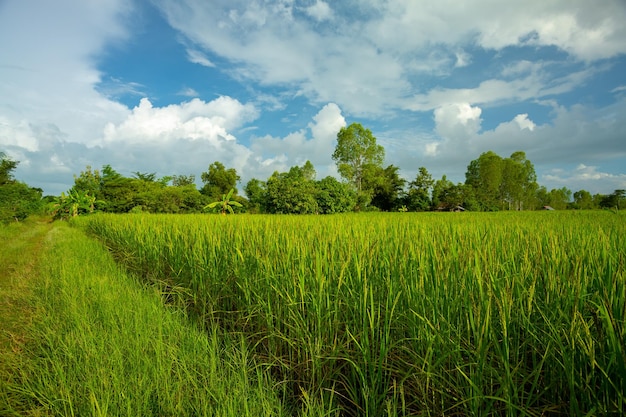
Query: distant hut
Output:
[[452, 205, 466, 212], [543, 205, 555, 210]]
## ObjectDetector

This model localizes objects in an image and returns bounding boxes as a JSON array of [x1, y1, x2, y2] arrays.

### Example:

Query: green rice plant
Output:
[[5, 222, 333, 416], [76, 210, 626, 416]]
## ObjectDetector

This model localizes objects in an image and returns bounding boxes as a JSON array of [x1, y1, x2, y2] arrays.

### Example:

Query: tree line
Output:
[[1, 123, 624, 221], [0, 151, 44, 222]]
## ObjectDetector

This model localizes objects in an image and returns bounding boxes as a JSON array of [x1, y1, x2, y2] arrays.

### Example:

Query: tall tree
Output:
[[0, 152, 42, 222], [200, 162, 240, 199], [0, 151, 18, 185], [244, 178, 267, 213], [369, 164, 406, 211], [600, 189, 626, 210], [405, 167, 434, 211], [573, 189, 595, 209], [172, 174, 196, 187], [465, 151, 503, 211], [332, 123, 385, 194], [315, 176, 356, 214], [301, 160, 316, 181], [500, 151, 538, 210], [265, 167, 318, 214], [132, 172, 157, 182], [548, 187, 572, 210]]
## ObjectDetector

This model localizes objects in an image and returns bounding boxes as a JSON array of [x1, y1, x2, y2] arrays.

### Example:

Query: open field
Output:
[[73, 211, 625, 416]]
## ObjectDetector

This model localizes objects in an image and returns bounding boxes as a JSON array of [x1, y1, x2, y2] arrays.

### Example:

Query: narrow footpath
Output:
[[0, 219, 53, 407]]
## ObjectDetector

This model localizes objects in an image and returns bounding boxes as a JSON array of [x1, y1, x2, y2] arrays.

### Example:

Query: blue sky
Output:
[[1, 0, 625, 196]]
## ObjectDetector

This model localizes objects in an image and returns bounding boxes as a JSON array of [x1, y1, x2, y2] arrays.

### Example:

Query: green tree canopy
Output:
[[264, 163, 319, 214], [369, 164, 406, 211], [332, 123, 385, 194], [573, 189, 596, 209], [200, 162, 240, 199], [0, 152, 43, 222], [244, 178, 267, 214], [0, 151, 19, 185], [405, 167, 434, 211], [316, 176, 355, 214]]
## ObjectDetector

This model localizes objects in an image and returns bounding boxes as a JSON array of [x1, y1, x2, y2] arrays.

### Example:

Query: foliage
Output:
[[62, 145, 618, 215], [70, 164, 206, 214], [0, 152, 19, 185], [264, 167, 319, 214], [0, 182, 43, 223], [316, 176, 356, 214], [204, 188, 243, 215], [600, 189, 626, 210], [244, 178, 267, 213], [547, 186, 573, 210], [573, 189, 596, 209], [0, 152, 43, 222], [369, 164, 406, 211], [52, 189, 96, 220], [465, 151, 537, 211], [172, 174, 196, 187], [200, 161, 240, 199], [332, 123, 385, 194], [405, 166, 434, 211]]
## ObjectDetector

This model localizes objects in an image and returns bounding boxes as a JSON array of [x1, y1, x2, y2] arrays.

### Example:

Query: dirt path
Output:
[[0, 220, 53, 389]]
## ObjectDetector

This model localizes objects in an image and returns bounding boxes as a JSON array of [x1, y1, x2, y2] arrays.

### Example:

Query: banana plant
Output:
[[204, 188, 243, 215], [52, 189, 97, 220]]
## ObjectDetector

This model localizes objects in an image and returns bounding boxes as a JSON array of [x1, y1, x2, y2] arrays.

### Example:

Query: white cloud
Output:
[[434, 103, 482, 139], [178, 87, 199, 97], [514, 114, 536, 131], [424, 142, 439, 157], [0, 0, 132, 149], [103, 97, 258, 144], [385, 96, 626, 195], [186, 49, 215, 67], [250, 103, 346, 175], [1, 0, 625, 198], [543, 164, 626, 194], [454, 49, 471, 68], [304, 1, 333, 22], [153, 0, 626, 116]]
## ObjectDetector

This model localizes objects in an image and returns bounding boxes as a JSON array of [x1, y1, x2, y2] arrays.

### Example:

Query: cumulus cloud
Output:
[[152, 0, 626, 116], [304, 1, 333, 22], [383, 95, 624, 196], [0, 0, 131, 149], [434, 103, 482, 139], [250, 103, 345, 176], [514, 114, 536, 131], [103, 97, 258, 144], [2, 0, 625, 198]]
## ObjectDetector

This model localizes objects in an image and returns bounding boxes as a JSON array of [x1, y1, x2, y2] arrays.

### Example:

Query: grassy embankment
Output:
[[1, 220, 331, 416], [79, 211, 626, 416]]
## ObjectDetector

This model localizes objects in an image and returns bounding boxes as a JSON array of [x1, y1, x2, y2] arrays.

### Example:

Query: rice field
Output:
[[76, 211, 626, 416]]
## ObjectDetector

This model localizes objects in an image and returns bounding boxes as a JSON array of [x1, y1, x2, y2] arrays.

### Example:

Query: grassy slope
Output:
[[0, 221, 331, 416]]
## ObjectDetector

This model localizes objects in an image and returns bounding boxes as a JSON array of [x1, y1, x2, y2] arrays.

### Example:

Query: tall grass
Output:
[[4, 222, 340, 416], [78, 211, 626, 416]]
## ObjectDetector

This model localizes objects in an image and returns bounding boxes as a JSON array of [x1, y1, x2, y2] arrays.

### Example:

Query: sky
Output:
[[1, 0, 625, 197]]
